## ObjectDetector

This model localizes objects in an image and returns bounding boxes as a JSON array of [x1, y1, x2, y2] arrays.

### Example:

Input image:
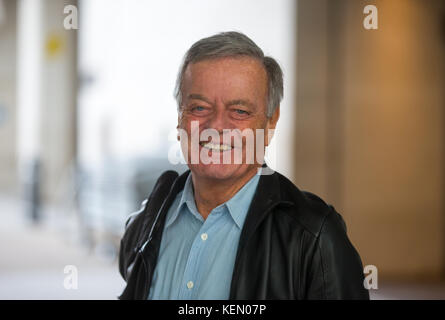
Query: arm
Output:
[[306, 208, 370, 299]]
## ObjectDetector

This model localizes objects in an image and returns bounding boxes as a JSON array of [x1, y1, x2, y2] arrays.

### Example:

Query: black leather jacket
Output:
[[118, 169, 369, 300]]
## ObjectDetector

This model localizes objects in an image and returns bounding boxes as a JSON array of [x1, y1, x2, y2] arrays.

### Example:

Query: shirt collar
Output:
[[225, 172, 261, 228], [164, 173, 202, 228], [165, 169, 262, 229]]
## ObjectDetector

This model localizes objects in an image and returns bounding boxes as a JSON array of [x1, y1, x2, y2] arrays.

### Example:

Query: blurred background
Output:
[[0, 0, 444, 299]]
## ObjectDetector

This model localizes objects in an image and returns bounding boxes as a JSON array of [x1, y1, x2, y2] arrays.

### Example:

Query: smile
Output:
[[200, 142, 233, 151]]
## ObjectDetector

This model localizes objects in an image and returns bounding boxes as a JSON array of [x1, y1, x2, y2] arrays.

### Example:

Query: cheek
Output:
[[178, 117, 204, 143], [243, 117, 268, 134], [251, 119, 269, 146], [178, 113, 193, 132]]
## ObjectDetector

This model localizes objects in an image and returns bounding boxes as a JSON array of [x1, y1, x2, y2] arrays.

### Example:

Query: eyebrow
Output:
[[187, 94, 256, 109], [187, 94, 212, 104], [226, 99, 255, 109]]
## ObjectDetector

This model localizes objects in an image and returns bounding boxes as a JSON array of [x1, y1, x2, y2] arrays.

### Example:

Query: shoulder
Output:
[[272, 171, 346, 239], [124, 170, 180, 228], [267, 172, 367, 299], [119, 170, 181, 280], [121, 170, 180, 253]]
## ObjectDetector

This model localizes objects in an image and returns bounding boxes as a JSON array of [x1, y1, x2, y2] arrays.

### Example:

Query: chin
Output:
[[189, 163, 249, 181]]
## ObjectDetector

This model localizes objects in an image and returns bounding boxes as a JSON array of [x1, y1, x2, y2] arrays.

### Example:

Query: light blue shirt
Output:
[[148, 171, 261, 300]]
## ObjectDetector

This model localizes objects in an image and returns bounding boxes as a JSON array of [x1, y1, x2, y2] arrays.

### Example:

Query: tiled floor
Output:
[[0, 196, 125, 300]]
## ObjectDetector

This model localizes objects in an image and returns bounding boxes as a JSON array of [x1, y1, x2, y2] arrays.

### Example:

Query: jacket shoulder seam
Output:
[[279, 202, 333, 239], [316, 210, 332, 299]]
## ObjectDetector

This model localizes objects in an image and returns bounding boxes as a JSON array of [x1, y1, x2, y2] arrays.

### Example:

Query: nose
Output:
[[205, 105, 228, 133]]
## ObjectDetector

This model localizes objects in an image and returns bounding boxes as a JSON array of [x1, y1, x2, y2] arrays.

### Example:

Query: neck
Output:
[[191, 166, 260, 220]]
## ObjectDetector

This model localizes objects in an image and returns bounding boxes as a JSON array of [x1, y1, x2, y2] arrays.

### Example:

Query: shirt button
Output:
[[187, 281, 194, 289], [201, 233, 208, 241]]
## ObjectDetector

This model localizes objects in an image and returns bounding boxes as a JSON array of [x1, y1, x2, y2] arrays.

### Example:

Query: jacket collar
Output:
[[165, 165, 294, 233], [165, 169, 262, 229], [236, 166, 295, 252], [151, 165, 294, 249]]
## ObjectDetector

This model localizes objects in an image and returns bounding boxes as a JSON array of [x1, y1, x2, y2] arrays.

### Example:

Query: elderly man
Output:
[[119, 32, 369, 300]]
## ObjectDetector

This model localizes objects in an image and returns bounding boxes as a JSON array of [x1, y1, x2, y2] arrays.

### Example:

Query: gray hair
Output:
[[174, 31, 283, 118]]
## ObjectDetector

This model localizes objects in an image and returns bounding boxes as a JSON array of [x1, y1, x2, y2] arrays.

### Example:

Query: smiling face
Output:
[[178, 56, 279, 182]]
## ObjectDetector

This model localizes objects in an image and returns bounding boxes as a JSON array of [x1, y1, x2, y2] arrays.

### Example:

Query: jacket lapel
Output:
[[229, 168, 294, 298]]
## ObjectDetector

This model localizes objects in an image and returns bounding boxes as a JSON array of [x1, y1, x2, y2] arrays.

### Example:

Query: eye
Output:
[[231, 108, 251, 119], [190, 105, 205, 112], [189, 105, 211, 116]]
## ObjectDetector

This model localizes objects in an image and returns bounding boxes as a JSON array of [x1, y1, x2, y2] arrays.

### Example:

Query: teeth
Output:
[[200, 142, 232, 151]]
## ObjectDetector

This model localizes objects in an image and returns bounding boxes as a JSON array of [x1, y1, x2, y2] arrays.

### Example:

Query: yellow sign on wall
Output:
[[45, 33, 65, 60]]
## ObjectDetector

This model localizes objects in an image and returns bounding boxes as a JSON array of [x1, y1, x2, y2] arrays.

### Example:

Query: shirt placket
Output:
[[177, 211, 220, 299]]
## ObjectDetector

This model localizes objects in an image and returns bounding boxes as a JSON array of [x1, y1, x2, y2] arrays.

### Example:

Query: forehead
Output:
[[182, 56, 268, 101]]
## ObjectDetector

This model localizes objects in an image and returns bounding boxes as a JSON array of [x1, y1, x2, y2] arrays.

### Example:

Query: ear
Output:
[[265, 106, 280, 147]]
